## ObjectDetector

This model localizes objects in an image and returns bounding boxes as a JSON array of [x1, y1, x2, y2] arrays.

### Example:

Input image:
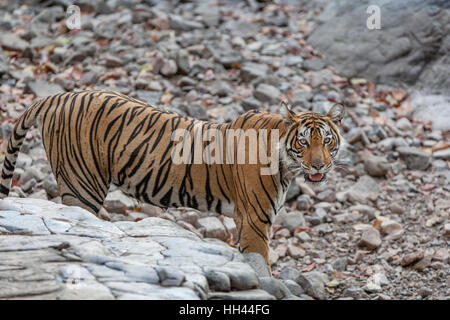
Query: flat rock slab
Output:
[[0, 197, 261, 300]]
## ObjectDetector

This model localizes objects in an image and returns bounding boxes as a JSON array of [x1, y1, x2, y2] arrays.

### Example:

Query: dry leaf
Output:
[[301, 262, 316, 272], [372, 219, 382, 231], [160, 91, 173, 105], [71, 65, 83, 81], [325, 287, 335, 294], [432, 143, 450, 153], [231, 62, 241, 69], [350, 78, 367, 85], [390, 88, 407, 102], [293, 226, 310, 236]]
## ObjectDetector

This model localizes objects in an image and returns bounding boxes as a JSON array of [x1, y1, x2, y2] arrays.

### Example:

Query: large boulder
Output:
[[0, 197, 265, 300], [307, 0, 450, 94]]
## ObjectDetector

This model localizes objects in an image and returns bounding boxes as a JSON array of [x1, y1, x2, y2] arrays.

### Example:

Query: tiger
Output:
[[0, 90, 344, 272]]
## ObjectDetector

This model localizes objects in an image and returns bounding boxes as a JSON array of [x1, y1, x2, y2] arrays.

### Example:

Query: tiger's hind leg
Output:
[[234, 206, 272, 275], [55, 170, 110, 220]]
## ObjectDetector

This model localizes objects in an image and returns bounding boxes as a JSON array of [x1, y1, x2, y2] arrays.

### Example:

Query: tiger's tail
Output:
[[0, 100, 43, 198]]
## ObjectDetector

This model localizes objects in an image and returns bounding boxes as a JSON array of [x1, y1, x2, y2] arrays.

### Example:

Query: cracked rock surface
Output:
[[0, 197, 286, 300]]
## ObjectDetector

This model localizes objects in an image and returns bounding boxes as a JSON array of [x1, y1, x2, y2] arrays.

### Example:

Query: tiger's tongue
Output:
[[309, 173, 323, 182]]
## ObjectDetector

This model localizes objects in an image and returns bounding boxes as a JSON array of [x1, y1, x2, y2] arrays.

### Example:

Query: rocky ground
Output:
[[0, 0, 449, 300]]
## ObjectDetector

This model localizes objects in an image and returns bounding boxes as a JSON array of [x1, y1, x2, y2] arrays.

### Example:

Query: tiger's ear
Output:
[[327, 103, 345, 124], [281, 101, 296, 124]]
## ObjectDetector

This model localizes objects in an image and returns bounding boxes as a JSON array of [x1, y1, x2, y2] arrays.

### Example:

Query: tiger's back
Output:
[[34, 90, 239, 215]]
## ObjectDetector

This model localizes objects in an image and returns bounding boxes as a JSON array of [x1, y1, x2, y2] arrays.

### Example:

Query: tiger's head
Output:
[[280, 102, 345, 184]]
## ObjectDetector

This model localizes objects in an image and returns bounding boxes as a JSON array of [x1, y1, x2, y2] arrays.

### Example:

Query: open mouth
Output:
[[305, 173, 326, 183]]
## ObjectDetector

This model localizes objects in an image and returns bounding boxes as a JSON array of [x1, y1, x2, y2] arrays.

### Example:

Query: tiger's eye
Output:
[[299, 138, 308, 146], [324, 137, 331, 144]]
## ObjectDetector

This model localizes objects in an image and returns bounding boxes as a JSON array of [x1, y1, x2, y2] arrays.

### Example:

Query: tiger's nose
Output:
[[312, 163, 324, 170]]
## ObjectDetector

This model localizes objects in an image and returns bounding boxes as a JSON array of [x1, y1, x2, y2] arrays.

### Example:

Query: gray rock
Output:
[[378, 137, 408, 151], [397, 147, 431, 170], [401, 250, 424, 266], [43, 175, 59, 199], [444, 223, 450, 237], [160, 59, 178, 76], [389, 203, 404, 215], [295, 231, 311, 242], [115, 217, 198, 239], [204, 270, 230, 292], [362, 282, 382, 293], [307, 0, 450, 93], [396, 117, 413, 131], [26, 80, 65, 98], [241, 97, 262, 111], [281, 211, 306, 233], [135, 90, 162, 106], [346, 175, 381, 203], [412, 93, 450, 131], [179, 103, 208, 121], [279, 267, 300, 281], [259, 277, 292, 300], [0, 279, 62, 299], [0, 197, 270, 299], [0, 210, 50, 235], [0, 49, 8, 75], [0, 33, 29, 51], [105, 262, 160, 284], [316, 189, 336, 202], [176, 49, 190, 75], [19, 166, 45, 185], [332, 257, 348, 272], [54, 281, 115, 300], [196, 217, 227, 241], [303, 57, 327, 71], [36, 6, 65, 23], [282, 279, 304, 297], [312, 223, 333, 235], [105, 55, 122, 68], [380, 220, 403, 240], [104, 190, 137, 213], [195, 3, 220, 27], [208, 289, 275, 300], [210, 80, 233, 98], [227, 20, 261, 38], [291, 89, 313, 107], [348, 204, 376, 220], [359, 226, 382, 249], [296, 194, 313, 211], [243, 252, 270, 277], [286, 182, 301, 202], [80, 71, 99, 85], [310, 208, 328, 226], [169, 14, 203, 31], [240, 62, 269, 82], [310, 69, 334, 87], [342, 287, 370, 300], [364, 156, 390, 177], [155, 267, 185, 287], [208, 262, 259, 291], [433, 148, 450, 160], [287, 243, 306, 259], [106, 281, 199, 299], [29, 190, 48, 200], [254, 83, 281, 104], [296, 271, 328, 300], [30, 36, 58, 49]]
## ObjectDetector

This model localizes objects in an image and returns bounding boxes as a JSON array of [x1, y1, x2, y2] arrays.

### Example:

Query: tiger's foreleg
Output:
[[234, 206, 272, 275]]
